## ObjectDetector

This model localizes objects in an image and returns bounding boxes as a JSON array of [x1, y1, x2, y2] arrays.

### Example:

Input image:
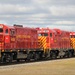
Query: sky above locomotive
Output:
[[0, 0, 75, 31]]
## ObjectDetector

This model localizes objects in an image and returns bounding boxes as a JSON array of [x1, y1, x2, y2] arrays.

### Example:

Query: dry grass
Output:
[[0, 58, 75, 75]]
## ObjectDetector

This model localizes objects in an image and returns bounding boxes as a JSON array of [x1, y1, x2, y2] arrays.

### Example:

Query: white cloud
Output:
[[53, 21, 75, 25], [33, 0, 50, 5], [31, 13, 47, 18], [46, 20, 75, 31], [0, 4, 35, 13], [49, 6, 75, 16], [0, 20, 8, 25]]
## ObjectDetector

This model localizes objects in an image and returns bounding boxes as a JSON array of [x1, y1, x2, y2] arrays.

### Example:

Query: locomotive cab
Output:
[[38, 28, 54, 51], [0, 24, 16, 62], [0, 24, 10, 49], [0, 24, 10, 60], [0, 24, 12, 43]]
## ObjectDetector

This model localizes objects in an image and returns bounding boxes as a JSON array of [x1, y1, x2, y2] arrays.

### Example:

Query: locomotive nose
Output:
[[0, 25, 4, 49], [0, 35, 4, 50], [0, 25, 3, 42]]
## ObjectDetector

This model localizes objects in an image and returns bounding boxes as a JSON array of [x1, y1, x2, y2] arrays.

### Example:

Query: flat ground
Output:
[[0, 58, 75, 75]]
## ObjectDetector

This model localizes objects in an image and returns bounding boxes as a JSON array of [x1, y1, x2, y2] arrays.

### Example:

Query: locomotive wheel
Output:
[[50, 51, 57, 59], [1, 53, 14, 63], [8, 54, 13, 62], [17, 59, 20, 62], [1, 55, 6, 63], [27, 53, 32, 61], [68, 51, 72, 58], [34, 53, 40, 61], [64, 51, 72, 58]]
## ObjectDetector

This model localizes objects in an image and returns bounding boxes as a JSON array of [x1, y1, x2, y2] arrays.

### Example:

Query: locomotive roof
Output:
[[8, 26, 15, 29], [7, 25, 36, 30]]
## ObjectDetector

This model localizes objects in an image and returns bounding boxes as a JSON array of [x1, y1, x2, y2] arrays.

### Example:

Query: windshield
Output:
[[38, 33, 48, 36], [70, 35, 75, 38], [0, 28, 3, 32]]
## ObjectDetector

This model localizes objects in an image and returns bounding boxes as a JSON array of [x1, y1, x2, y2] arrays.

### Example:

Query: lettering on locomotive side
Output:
[[11, 38, 15, 41], [62, 37, 69, 40], [54, 39, 57, 43], [16, 35, 30, 38]]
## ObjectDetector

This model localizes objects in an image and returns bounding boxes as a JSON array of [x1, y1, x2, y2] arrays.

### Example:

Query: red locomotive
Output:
[[37, 28, 74, 58], [0, 24, 43, 62], [0, 24, 75, 62]]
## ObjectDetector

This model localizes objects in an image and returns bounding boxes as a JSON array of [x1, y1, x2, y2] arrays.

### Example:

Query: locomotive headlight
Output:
[[0, 25, 3, 28], [44, 30, 49, 32]]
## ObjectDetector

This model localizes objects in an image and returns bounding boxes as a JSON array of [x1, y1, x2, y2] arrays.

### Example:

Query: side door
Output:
[[5, 28, 10, 43], [10, 29, 16, 48]]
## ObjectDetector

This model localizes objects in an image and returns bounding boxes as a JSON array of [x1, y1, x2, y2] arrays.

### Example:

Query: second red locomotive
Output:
[[37, 28, 74, 58]]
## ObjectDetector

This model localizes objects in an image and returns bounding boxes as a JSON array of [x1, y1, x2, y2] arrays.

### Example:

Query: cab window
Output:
[[50, 33, 52, 37], [38, 33, 48, 36], [70, 35, 73, 38], [70, 35, 75, 38], [0, 28, 3, 32], [5, 29, 8, 33], [44, 33, 48, 36]]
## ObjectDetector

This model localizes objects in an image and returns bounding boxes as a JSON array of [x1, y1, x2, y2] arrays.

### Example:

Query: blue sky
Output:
[[0, 0, 75, 31]]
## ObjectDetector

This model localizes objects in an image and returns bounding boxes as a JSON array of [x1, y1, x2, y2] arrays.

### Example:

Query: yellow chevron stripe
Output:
[[38, 36, 47, 52], [70, 38, 75, 49]]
